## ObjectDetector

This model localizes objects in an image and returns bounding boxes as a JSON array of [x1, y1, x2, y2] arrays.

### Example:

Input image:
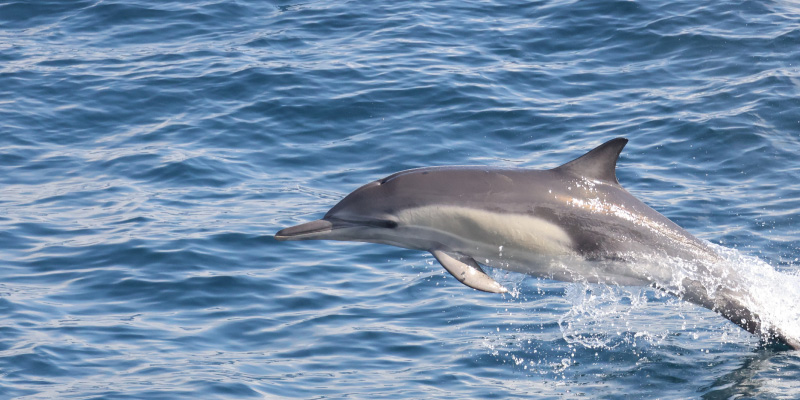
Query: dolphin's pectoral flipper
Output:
[[431, 249, 507, 293]]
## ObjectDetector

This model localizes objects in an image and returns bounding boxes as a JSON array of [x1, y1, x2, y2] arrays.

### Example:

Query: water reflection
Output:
[[702, 345, 800, 399]]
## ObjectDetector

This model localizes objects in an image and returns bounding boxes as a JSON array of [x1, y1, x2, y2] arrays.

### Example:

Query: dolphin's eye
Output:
[[372, 220, 398, 229], [361, 219, 397, 229]]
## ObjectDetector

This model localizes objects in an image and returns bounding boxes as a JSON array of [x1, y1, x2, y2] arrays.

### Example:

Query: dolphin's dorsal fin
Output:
[[554, 138, 628, 185]]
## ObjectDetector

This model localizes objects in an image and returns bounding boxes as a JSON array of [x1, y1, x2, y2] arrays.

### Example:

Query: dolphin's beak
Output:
[[275, 219, 334, 241]]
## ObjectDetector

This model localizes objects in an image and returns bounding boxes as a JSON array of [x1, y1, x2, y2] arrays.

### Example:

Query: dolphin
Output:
[[275, 138, 799, 349]]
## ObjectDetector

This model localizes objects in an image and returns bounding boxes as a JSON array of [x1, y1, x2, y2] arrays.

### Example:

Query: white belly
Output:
[[396, 205, 648, 286], [397, 205, 575, 259]]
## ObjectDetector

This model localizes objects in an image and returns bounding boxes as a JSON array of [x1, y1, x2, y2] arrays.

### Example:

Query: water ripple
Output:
[[1, 0, 800, 398]]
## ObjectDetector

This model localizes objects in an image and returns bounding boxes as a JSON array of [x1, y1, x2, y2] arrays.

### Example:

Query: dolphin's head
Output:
[[275, 179, 405, 244]]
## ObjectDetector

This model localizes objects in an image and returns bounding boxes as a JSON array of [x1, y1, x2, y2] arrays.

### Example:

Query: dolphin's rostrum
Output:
[[276, 138, 799, 350]]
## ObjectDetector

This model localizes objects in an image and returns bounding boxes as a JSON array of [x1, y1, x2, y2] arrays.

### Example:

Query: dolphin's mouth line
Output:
[[327, 217, 398, 229]]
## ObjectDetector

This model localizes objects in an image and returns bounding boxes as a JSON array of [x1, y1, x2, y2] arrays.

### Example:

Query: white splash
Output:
[[557, 242, 800, 349], [707, 243, 800, 345]]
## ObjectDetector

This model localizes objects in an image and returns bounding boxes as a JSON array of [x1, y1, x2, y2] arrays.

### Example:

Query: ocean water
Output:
[[2, 0, 800, 398]]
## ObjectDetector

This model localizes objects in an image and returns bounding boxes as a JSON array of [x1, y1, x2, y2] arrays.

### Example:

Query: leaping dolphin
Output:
[[275, 138, 799, 349]]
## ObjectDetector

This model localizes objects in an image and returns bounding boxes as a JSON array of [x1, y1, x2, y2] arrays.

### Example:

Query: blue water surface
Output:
[[1, 0, 800, 398]]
